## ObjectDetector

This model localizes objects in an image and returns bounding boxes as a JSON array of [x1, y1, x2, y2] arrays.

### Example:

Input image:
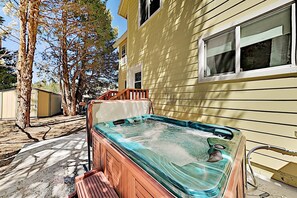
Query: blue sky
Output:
[[107, 0, 127, 37], [0, 0, 127, 82]]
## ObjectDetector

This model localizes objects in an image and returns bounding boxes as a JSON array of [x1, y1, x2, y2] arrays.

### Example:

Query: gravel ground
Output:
[[0, 131, 88, 198], [0, 115, 86, 173]]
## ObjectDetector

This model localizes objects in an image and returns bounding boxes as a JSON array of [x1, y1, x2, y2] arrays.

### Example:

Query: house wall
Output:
[[126, 0, 297, 179], [118, 39, 128, 90], [118, 67, 127, 91]]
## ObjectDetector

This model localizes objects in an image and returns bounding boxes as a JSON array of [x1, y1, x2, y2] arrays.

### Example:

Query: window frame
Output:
[[127, 64, 142, 88], [139, 0, 162, 27], [121, 44, 126, 58], [198, 3, 297, 83], [134, 72, 142, 89]]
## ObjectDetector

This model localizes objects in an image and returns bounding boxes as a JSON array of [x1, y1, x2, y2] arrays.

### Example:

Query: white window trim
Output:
[[127, 64, 142, 88], [134, 72, 142, 88], [198, 1, 297, 82], [138, 0, 162, 28], [121, 44, 126, 58]]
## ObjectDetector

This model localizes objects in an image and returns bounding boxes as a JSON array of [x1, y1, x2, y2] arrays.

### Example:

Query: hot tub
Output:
[[90, 114, 246, 198]]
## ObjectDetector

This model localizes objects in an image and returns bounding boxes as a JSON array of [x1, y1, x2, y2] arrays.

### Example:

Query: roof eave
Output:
[[113, 31, 127, 48], [118, 0, 128, 19]]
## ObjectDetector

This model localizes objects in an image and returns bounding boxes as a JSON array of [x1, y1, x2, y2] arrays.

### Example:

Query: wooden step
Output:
[[74, 170, 119, 198]]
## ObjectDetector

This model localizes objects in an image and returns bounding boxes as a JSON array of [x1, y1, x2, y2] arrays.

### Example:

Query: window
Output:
[[134, 72, 141, 89], [240, 8, 291, 71], [140, 0, 161, 25], [201, 5, 296, 81], [121, 45, 126, 58], [205, 30, 235, 76]]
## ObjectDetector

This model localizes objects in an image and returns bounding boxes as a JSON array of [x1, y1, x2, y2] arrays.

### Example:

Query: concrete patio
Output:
[[0, 131, 87, 198], [247, 174, 297, 198]]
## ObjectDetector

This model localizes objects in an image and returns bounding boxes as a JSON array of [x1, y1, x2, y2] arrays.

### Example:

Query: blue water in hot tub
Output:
[[93, 115, 242, 198], [113, 119, 221, 165]]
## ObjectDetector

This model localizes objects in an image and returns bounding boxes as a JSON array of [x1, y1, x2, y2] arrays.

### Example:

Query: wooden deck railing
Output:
[[110, 89, 149, 100], [96, 89, 149, 100], [96, 90, 118, 100]]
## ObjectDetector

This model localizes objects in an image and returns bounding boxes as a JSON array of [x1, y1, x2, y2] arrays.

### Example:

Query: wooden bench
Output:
[[70, 170, 119, 198]]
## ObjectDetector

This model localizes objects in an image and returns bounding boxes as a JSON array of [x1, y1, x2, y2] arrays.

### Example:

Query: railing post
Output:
[[126, 90, 129, 100]]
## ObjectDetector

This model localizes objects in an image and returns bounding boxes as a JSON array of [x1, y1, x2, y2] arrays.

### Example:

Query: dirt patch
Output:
[[0, 115, 86, 173]]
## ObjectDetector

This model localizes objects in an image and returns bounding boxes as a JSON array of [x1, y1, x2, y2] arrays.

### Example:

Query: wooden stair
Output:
[[96, 90, 118, 100], [71, 170, 119, 198]]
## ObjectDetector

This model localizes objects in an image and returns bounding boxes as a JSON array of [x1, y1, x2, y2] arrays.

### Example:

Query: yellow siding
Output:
[[37, 91, 50, 117], [50, 94, 61, 116], [118, 39, 128, 90], [0, 92, 2, 119], [126, 0, 297, 179], [1, 90, 16, 119], [118, 67, 127, 91], [118, 67, 127, 90]]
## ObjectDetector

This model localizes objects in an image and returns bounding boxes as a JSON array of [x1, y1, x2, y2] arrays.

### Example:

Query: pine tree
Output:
[[40, 0, 117, 116], [0, 67, 17, 89], [0, 16, 17, 90]]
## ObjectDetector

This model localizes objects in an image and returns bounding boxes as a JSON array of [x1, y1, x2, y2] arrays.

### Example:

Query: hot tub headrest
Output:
[[91, 100, 151, 127]]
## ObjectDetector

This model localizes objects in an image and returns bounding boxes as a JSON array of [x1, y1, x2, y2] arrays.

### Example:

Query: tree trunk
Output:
[[16, 0, 41, 129], [70, 81, 77, 116], [60, 2, 71, 116], [69, 70, 81, 116], [59, 65, 69, 116], [16, 0, 28, 129], [75, 41, 87, 110], [25, 0, 41, 125]]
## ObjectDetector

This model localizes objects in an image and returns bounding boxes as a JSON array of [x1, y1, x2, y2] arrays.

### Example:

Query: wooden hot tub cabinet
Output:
[[91, 129, 246, 198]]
